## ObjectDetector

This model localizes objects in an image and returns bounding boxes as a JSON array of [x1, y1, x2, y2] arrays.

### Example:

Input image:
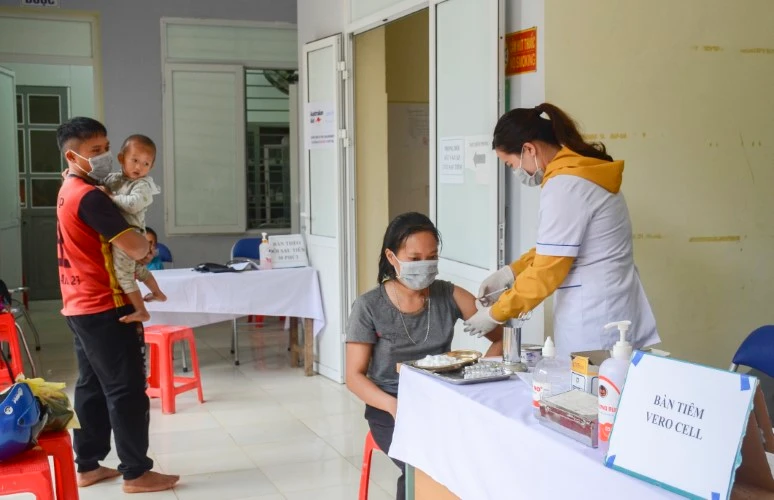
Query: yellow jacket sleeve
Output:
[[509, 247, 536, 276], [491, 254, 575, 322]]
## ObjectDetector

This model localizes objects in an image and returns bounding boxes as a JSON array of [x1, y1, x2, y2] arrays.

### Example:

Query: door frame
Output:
[[300, 34, 349, 381], [0, 65, 23, 289]]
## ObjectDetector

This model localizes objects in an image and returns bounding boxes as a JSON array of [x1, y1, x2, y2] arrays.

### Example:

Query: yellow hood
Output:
[[541, 147, 623, 194]]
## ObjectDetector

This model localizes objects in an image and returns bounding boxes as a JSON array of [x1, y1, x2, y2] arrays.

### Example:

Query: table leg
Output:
[[406, 464, 415, 500], [304, 318, 314, 376], [289, 317, 300, 368]]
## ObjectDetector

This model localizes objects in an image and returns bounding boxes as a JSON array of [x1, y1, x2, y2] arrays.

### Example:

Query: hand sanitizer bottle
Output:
[[532, 337, 571, 417], [598, 320, 633, 453], [259, 232, 273, 270]]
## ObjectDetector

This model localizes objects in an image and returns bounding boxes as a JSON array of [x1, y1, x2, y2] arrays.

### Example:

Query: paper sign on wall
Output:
[[439, 138, 464, 184], [606, 352, 774, 499], [505, 27, 537, 76], [305, 101, 336, 150], [464, 135, 493, 186], [268, 234, 309, 269]]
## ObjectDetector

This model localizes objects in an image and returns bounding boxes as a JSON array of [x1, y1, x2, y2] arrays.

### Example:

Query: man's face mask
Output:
[[71, 150, 113, 183], [513, 146, 544, 187], [393, 257, 438, 291]]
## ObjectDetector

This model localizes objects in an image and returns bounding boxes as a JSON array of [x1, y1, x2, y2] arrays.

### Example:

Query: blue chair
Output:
[[230, 238, 261, 260], [157, 243, 174, 265], [730, 325, 774, 377]]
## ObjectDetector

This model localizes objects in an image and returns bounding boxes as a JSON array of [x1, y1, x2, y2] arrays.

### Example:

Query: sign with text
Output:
[[305, 101, 336, 150], [268, 234, 308, 269], [606, 352, 759, 499], [505, 27, 537, 76], [439, 137, 464, 184], [21, 0, 59, 6]]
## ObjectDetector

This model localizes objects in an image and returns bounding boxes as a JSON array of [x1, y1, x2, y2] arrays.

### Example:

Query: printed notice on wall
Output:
[[305, 101, 336, 150], [439, 138, 464, 184], [505, 27, 538, 76], [464, 135, 493, 186]]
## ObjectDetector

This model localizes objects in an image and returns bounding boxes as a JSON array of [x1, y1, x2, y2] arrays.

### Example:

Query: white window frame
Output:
[[162, 62, 246, 235], [160, 17, 298, 235]]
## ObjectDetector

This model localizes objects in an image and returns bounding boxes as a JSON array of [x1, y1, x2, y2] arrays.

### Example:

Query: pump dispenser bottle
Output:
[[598, 320, 633, 453], [532, 337, 571, 417], [259, 232, 273, 270]]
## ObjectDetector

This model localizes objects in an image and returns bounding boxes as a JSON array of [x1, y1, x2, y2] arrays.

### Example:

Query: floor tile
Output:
[[259, 457, 360, 493], [154, 443, 255, 476], [172, 468, 280, 500], [241, 436, 341, 466]]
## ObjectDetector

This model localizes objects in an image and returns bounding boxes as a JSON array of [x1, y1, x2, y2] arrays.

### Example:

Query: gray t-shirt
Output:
[[346, 280, 463, 394]]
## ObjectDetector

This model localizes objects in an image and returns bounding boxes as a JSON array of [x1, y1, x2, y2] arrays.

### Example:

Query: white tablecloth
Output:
[[139, 267, 325, 335], [390, 366, 680, 500]]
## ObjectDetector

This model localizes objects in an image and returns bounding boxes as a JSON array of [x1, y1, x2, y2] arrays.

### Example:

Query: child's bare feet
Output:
[[119, 310, 150, 323], [78, 466, 121, 487], [143, 291, 167, 302], [122, 471, 180, 494]]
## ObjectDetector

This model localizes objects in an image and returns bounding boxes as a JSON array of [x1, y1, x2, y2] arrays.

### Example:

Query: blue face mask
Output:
[[394, 258, 439, 291], [71, 150, 113, 183]]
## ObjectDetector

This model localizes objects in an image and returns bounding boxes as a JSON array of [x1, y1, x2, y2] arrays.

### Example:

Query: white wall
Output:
[[0, 0, 297, 267]]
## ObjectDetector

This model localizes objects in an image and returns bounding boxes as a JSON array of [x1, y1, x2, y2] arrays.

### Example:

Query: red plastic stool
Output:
[[359, 431, 381, 500], [0, 448, 55, 499], [0, 312, 23, 386], [37, 431, 78, 500], [145, 325, 204, 414]]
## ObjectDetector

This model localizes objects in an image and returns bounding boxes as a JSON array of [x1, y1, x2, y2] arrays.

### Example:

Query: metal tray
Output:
[[404, 350, 482, 373], [412, 365, 513, 385]]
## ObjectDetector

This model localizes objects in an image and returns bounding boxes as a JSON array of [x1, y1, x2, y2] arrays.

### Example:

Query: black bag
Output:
[[0, 280, 11, 313], [193, 262, 235, 273]]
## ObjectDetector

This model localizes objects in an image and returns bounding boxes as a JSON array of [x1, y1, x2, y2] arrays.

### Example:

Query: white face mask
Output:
[[71, 150, 113, 183], [513, 146, 544, 187], [394, 257, 438, 291]]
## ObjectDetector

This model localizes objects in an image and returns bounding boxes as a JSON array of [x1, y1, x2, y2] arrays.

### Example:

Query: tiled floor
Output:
[[6, 301, 399, 500]]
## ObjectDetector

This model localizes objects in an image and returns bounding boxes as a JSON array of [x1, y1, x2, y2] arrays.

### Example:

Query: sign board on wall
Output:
[[20, 0, 59, 6], [268, 234, 309, 269], [305, 101, 336, 150], [606, 352, 774, 499], [438, 137, 464, 184], [505, 27, 537, 76]]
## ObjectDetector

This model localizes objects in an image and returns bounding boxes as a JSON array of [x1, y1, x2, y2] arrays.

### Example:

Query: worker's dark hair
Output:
[[120, 134, 156, 155], [492, 102, 613, 162], [377, 212, 441, 285], [56, 117, 107, 152], [145, 226, 158, 242]]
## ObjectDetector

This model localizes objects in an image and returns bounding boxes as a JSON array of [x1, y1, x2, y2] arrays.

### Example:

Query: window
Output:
[[245, 69, 295, 230], [161, 19, 298, 235]]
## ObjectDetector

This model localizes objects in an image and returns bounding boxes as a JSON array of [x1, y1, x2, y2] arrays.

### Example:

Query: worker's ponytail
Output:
[[492, 103, 612, 162]]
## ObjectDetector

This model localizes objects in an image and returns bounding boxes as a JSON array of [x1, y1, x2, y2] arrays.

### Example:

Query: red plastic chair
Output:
[[37, 431, 78, 500], [0, 448, 55, 499], [145, 325, 204, 414], [0, 312, 23, 387], [359, 431, 381, 500]]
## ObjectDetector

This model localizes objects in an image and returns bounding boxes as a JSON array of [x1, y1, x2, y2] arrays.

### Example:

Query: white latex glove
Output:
[[463, 307, 503, 338], [477, 266, 515, 307]]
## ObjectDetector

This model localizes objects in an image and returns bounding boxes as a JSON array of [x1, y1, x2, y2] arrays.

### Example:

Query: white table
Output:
[[390, 366, 681, 499], [139, 267, 325, 375]]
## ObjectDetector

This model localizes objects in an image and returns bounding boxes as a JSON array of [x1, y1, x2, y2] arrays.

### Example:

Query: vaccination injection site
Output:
[[0, 0, 773, 499]]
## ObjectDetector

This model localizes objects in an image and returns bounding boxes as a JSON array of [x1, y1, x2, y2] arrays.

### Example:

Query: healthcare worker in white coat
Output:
[[463, 103, 660, 357]]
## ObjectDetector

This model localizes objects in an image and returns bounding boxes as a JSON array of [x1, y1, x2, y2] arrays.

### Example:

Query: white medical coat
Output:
[[536, 175, 659, 357]]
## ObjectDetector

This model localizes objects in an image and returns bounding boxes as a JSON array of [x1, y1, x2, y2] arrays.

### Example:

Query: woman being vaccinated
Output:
[[346, 212, 503, 500], [463, 103, 660, 357]]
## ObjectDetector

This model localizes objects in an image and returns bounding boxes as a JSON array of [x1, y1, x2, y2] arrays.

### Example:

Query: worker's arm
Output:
[[510, 247, 537, 276], [453, 285, 503, 357], [490, 254, 575, 322], [78, 189, 152, 262]]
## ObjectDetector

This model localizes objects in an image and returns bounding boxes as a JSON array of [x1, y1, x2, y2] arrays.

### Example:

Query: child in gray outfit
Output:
[[102, 135, 166, 323]]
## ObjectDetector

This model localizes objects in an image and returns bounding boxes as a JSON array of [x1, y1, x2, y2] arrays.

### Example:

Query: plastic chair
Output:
[[37, 431, 79, 500], [145, 325, 204, 414], [0, 312, 38, 386], [0, 448, 55, 499], [156, 243, 174, 267], [729, 325, 774, 377], [229, 238, 263, 365], [359, 431, 381, 500]]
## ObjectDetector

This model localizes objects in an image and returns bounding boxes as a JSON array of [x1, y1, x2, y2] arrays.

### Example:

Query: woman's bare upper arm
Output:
[[453, 285, 478, 321], [346, 342, 374, 376]]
